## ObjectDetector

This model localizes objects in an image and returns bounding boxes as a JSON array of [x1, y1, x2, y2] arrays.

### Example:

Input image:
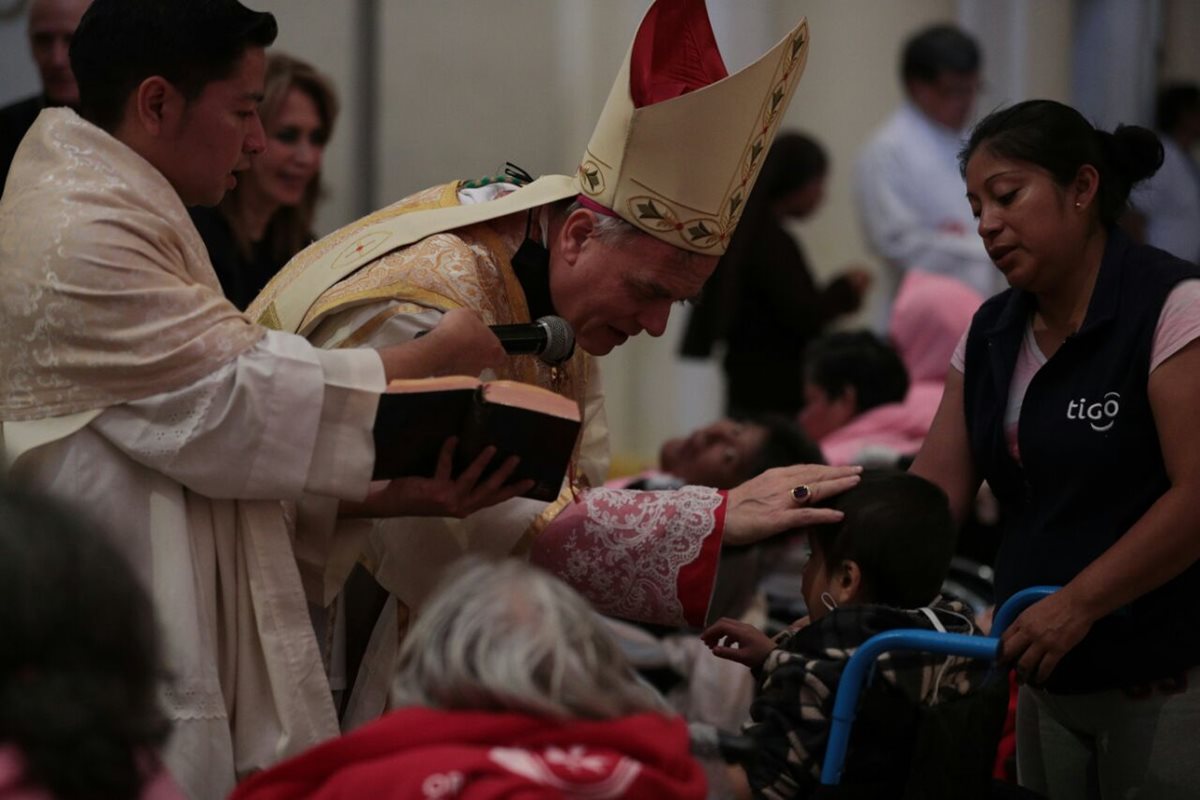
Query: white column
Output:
[[1070, 0, 1162, 128], [958, 0, 1073, 111]]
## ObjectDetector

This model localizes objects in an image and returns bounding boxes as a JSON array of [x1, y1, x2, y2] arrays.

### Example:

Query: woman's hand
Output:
[[342, 437, 534, 519], [701, 618, 777, 670], [999, 589, 1098, 685], [722, 464, 862, 547]]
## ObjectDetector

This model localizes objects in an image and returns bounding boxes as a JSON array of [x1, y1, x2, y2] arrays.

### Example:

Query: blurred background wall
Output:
[[2, 0, 1196, 472]]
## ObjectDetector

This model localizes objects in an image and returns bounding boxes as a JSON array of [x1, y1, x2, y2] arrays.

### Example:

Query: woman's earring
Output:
[[820, 591, 838, 611], [1074, 201, 1081, 209]]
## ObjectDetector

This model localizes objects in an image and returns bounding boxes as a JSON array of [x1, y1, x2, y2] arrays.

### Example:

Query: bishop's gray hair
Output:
[[391, 557, 669, 720], [556, 199, 713, 273], [560, 198, 641, 248]]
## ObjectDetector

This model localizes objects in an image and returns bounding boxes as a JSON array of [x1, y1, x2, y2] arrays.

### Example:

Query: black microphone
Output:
[[488, 315, 576, 364], [416, 315, 575, 365]]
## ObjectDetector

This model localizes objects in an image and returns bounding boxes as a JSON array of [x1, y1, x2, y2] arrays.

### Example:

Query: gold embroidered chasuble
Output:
[[305, 190, 592, 412], [253, 186, 603, 727], [257, 183, 725, 726], [260, 183, 604, 606]]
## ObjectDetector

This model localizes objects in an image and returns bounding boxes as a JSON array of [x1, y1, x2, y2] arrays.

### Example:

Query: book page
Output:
[[482, 380, 580, 421], [385, 374, 482, 393]]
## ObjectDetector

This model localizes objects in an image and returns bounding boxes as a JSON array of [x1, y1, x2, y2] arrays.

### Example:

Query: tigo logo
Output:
[[1066, 392, 1120, 432]]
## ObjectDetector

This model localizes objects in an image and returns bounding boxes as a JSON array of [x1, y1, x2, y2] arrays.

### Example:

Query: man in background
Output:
[[855, 24, 998, 329], [0, 0, 90, 188]]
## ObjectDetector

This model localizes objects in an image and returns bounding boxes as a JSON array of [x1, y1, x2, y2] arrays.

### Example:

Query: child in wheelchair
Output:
[[702, 470, 1007, 798]]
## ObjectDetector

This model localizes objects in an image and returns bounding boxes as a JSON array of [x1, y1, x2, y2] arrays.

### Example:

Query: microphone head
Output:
[[536, 315, 575, 365]]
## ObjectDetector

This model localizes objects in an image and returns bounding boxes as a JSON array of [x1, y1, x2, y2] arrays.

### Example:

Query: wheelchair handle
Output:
[[990, 585, 1058, 637], [820, 586, 1061, 786], [820, 631, 998, 785]]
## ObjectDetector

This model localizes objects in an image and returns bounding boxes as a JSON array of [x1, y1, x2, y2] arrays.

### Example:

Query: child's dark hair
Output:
[[743, 413, 826, 479], [805, 331, 910, 414], [0, 488, 169, 800], [808, 470, 954, 608], [958, 99, 1163, 228]]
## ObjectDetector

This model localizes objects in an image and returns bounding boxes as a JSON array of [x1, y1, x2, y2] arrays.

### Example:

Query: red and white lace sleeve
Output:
[[530, 486, 727, 628]]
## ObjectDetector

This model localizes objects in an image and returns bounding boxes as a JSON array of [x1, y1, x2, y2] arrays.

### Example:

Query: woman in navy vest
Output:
[[912, 99, 1200, 797]]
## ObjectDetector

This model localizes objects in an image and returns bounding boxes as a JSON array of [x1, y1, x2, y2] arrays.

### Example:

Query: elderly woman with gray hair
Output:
[[230, 557, 707, 799]]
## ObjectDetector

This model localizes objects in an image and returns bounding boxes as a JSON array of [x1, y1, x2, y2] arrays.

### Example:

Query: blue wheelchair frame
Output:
[[819, 586, 1059, 786]]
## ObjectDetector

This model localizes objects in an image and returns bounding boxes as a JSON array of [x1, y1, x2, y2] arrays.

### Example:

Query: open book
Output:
[[372, 376, 582, 502]]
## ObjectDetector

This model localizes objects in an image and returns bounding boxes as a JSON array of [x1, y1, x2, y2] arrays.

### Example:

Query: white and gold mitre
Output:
[[575, 0, 809, 254], [250, 0, 808, 334]]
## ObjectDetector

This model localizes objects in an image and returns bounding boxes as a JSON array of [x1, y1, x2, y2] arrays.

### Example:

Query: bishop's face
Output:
[[548, 210, 716, 356]]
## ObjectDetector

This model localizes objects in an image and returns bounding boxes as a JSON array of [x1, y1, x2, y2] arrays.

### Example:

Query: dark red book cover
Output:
[[372, 377, 581, 502]]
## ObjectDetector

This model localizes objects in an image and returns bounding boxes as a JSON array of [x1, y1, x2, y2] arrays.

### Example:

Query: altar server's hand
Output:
[[722, 464, 862, 547], [423, 308, 507, 376], [377, 308, 505, 381], [345, 438, 533, 519]]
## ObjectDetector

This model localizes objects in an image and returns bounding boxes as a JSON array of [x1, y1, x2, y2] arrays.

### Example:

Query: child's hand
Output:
[[700, 618, 776, 670]]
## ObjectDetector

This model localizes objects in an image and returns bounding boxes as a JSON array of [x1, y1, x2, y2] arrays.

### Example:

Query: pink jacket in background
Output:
[[890, 269, 985, 384], [819, 271, 983, 465]]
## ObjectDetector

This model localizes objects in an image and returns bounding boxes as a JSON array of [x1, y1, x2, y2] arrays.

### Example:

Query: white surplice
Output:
[[0, 110, 385, 799], [5, 332, 384, 798]]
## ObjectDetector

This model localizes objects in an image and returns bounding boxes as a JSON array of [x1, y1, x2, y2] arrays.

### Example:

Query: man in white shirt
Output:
[[1132, 83, 1200, 263], [855, 24, 999, 329]]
